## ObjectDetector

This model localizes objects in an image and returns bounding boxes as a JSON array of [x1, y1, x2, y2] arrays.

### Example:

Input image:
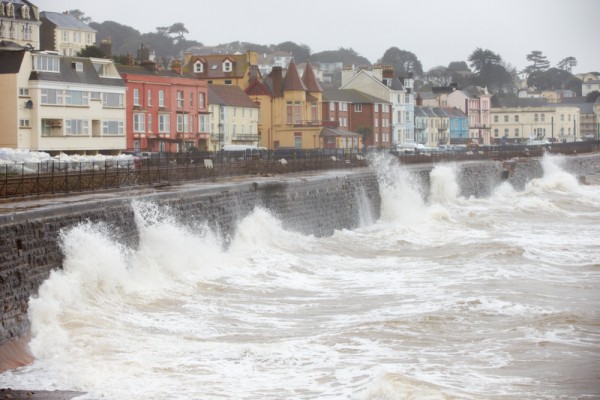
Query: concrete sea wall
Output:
[[1, 154, 599, 345]]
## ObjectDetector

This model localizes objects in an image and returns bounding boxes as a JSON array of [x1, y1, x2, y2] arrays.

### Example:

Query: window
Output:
[[541, 114, 545, 122], [158, 90, 165, 107], [294, 101, 301, 124], [287, 101, 293, 124], [133, 140, 140, 152], [147, 114, 152, 132], [198, 115, 208, 132], [102, 121, 124, 135], [133, 113, 145, 132], [224, 80, 232, 85], [515, 128, 519, 136], [199, 92, 205, 109], [19, 119, 30, 128], [73, 62, 83, 72], [294, 132, 302, 149], [65, 119, 88, 135], [23, 23, 32, 40], [375, 104, 379, 112], [504, 128, 509, 136], [65, 90, 89, 106], [34, 55, 60, 72], [193, 61, 203, 73], [311, 102, 317, 122], [158, 114, 170, 133], [19, 88, 29, 97], [177, 91, 183, 108], [494, 115, 498, 123], [102, 92, 124, 108], [147, 90, 152, 107], [223, 60, 232, 72], [189, 92, 193, 107], [514, 115, 519, 122], [504, 115, 508, 122], [494, 128, 499, 137], [405, 94, 410, 104], [62, 30, 69, 42], [561, 114, 564, 121], [534, 113, 538, 122], [355, 104, 362, 112], [41, 89, 63, 105], [133, 89, 140, 106], [329, 102, 334, 112]]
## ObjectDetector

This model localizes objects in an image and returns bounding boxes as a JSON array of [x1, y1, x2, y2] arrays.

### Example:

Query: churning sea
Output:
[[0, 154, 599, 399]]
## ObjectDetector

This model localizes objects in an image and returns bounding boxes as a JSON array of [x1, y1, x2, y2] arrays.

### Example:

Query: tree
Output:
[[168, 22, 188, 44], [467, 48, 501, 73], [379, 47, 423, 76], [275, 41, 311, 64], [557, 56, 577, 73], [425, 65, 453, 87], [523, 50, 550, 76], [76, 45, 105, 58], [311, 47, 371, 67], [155, 26, 170, 37], [527, 67, 573, 91], [585, 91, 600, 103], [478, 63, 513, 92], [67, 9, 91, 23], [448, 61, 470, 72]]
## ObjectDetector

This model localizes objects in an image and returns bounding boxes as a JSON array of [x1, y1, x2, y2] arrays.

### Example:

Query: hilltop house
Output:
[[0, 0, 41, 49], [40, 11, 96, 56]]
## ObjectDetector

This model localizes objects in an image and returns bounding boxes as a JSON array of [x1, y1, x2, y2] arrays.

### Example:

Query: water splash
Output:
[[429, 164, 460, 204]]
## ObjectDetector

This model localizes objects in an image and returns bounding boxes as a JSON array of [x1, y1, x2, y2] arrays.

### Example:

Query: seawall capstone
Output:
[[1, 153, 599, 346]]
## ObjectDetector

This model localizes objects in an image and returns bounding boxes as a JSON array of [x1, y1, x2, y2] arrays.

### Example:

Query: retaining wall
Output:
[[1, 153, 599, 345]]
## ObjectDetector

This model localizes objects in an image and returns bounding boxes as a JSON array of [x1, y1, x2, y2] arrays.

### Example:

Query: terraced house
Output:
[[246, 61, 324, 149], [0, 42, 126, 153]]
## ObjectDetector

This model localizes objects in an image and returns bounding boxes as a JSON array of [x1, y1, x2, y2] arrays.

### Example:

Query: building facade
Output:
[[447, 86, 492, 145], [246, 61, 323, 150], [116, 62, 209, 153], [40, 11, 96, 56], [184, 51, 260, 90], [207, 84, 260, 151], [0, 44, 126, 153], [0, 0, 41, 49]]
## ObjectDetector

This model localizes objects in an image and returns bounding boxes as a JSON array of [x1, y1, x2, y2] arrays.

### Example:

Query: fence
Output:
[[1, 142, 599, 199]]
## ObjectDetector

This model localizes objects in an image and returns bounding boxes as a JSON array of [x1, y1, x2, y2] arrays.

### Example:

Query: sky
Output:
[[33, 0, 600, 74]]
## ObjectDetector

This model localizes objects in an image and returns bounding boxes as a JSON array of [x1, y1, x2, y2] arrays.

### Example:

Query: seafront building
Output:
[[0, 0, 40, 50]]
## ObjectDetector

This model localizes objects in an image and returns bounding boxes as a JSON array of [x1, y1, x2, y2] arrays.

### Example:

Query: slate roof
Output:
[[116, 63, 182, 78], [302, 63, 322, 93], [282, 61, 307, 92], [1, 0, 39, 22], [40, 11, 96, 32], [185, 53, 250, 79], [321, 126, 362, 138], [388, 77, 405, 91], [462, 86, 489, 98], [323, 88, 390, 104], [30, 56, 124, 87], [0, 48, 25, 74], [208, 84, 259, 108]]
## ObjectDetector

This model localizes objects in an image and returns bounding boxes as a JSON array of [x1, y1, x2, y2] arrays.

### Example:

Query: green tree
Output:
[[67, 9, 91, 23], [76, 45, 105, 58], [425, 65, 452, 86], [527, 67, 573, 90], [523, 50, 550, 76], [585, 91, 600, 103], [379, 47, 423, 76], [275, 41, 311, 64], [467, 48, 501, 73], [311, 47, 371, 67], [478, 63, 513, 92], [168, 22, 188, 43], [557, 56, 577, 73]]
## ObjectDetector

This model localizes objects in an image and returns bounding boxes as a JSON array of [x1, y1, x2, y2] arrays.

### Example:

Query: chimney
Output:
[[341, 65, 355, 87], [382, 65, 394, 80], [141, 60, 157, 72], [138, 44, 150, 63], [171, 59, 183, 75], [126, 53, 135, 66], [249, 64, 260, 82], [416, 93, 423, 106], [372, 64, 383, 81], [271, 66, 283, 96], [100, 38, 112, 58]]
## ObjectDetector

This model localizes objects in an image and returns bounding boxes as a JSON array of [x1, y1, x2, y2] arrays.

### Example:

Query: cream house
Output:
[[491, 98, 580, 143], [0, 0, 41, 49], [0, 42, 126, 153], [40, 11, 96, 56], [207, 84, 260, 151]]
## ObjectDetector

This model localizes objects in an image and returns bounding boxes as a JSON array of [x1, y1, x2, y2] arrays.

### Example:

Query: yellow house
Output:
[[40, 11, 96, 56], [246, 61, 323, 149], [491, 99, 580, 143], [183, 51, 259, 91]]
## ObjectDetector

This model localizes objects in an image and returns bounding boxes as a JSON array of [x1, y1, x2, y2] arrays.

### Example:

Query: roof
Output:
[[0, 48, 25, 74], [320, 127, 362, 138], [116, 63, 182, 78], [323, 88, 390, 104], [302, 63, 322, 93], [208, 84, 259, 108], [185, 53, 253, 79], [40, 12, 96, 32], [282, 61, 307, 91], [462, 86, 490, 98], [1, 0, 40, 22], [492, 97, 549, 108], [30, 56, 124, 87]]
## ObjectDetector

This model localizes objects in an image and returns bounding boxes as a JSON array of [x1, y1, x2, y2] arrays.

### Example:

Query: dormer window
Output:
[[22, 5, 29, 19], [223, 60, 232, 72], [193, 60, 203, 73], [6, 3, 14, 17], [0, 4, 5, 16], [34, 54, 60, 73], [73, 61, 83, 72]]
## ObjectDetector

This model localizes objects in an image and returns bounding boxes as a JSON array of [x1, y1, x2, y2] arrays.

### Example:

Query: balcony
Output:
[[286, 120, 324, 128], [233, 134, 259, 141]]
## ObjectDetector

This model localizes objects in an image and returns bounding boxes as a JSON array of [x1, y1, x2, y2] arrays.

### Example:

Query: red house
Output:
[[322, 89, 392, 148], [116, 62, 209, 153]]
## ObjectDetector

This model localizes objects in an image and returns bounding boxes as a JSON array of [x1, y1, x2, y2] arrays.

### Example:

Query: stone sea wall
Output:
[[1, 153, 599, 345]]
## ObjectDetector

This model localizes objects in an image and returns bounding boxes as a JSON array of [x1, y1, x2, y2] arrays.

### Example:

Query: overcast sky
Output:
[[34, 0, 599, 74]]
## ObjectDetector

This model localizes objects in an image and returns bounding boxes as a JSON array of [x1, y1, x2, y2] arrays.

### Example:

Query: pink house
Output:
[[447, 86, 491, 145]]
